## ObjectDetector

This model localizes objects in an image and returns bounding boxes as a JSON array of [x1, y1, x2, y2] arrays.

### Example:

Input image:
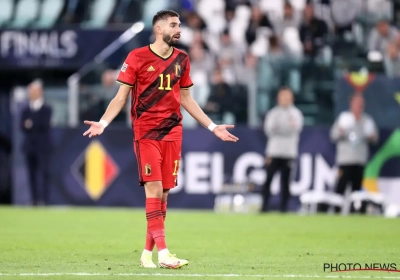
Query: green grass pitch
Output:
[[0, 207, 399, 280]]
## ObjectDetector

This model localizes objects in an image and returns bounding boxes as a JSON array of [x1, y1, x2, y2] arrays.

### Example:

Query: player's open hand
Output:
[[213, 124, 239, 142], [83, 121, 105, 138]]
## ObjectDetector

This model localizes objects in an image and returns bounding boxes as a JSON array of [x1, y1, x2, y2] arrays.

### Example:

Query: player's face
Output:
[[161, 17, 181, 46]]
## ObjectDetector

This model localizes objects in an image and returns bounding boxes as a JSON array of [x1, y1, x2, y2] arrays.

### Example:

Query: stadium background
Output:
[[0, 0, 400, 216]]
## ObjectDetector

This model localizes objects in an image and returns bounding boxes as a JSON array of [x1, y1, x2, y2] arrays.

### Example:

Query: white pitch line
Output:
[[0, 273, 400, 279]]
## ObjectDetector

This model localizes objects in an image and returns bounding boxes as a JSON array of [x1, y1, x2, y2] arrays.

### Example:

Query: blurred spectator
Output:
[[330, 94, 378, 213], [20, 81, 53, 206], [267, 35, 289, 66], [307, 0, 333, 30], [179, 13, 207, 51], [80, 69, 127, 122], [368, 19, 398, 54], [258, 35, 297, 98], [238, 52, 258, 85], [261, 87, 303, 212], [384, 42, 400, 77], [308, 0, 362, 34], [362, 0, 392, 24], [331, 0, 362, 37], [272, 1, 302, 36], [217, 29, 246, 85], [299, 4, 329, 56], [188, 45, 212, 106], [186, 11, 207, 30], [182, 45, 212, 127], [246, 5, 274, 56], [101, 69, 119, 103], [192, 30, 210, 51], [203, 69, 235, 122]]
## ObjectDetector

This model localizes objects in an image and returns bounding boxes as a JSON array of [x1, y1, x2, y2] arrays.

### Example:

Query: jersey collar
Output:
[[149, 44, 174, 60]]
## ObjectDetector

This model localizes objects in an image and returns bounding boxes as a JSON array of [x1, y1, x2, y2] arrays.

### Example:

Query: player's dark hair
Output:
[[152, 10, 180, 26]]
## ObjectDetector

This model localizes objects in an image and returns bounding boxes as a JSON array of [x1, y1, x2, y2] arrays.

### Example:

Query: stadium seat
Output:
[[11, 0, 40, 28], [260, 0, 284, 21], [82, 0, 116, 28], [229, 5, 251, 45], [0, 0, 14, 27], [214, 193, 263, 213], [289, 0, 306, 11], [34, 0, 65, 28], [141, 0, 171, 27], [347, 190, 385, 215], [197, 0, 226, 34], [111, 0, 143, 24], [350, 190, 384, 205], [282, 27, 303, 57], [44, 87, 69, 126], [299, 191, 344, 214]]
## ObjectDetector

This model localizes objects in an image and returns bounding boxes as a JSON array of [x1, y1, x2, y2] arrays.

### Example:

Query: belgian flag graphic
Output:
[[345, 72, 375, 92], [78, 141, 119, 200]]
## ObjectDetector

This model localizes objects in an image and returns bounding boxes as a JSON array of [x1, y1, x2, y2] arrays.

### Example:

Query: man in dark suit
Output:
[[20, 81, 52, 206]]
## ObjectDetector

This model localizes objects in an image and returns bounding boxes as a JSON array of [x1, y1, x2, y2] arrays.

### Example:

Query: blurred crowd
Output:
[[81, 0, 398, 127]]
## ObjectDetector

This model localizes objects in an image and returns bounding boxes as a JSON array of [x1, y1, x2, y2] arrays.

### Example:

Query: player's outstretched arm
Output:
[[83, 85, 130, 138], [180, 88, 238, 142]]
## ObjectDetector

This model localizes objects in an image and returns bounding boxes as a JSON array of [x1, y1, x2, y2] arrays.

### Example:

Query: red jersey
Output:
[[117, 45, 193, 141]]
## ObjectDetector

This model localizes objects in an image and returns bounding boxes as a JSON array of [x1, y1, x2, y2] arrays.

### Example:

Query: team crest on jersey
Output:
[[121, 62, 128, 72], [144, 163, 151, 176], [175, 63, 181, 77]]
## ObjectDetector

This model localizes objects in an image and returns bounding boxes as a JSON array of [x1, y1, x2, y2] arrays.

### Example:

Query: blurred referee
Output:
[[261, 87, 304, 212]]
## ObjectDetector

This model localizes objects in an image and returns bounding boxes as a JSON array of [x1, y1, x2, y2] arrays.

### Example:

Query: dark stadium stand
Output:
[[0, 0, 146, 28]]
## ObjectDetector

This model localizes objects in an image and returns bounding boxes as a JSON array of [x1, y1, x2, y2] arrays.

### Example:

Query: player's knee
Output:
[[162, 189, 169, 202], [144, 181, 163, 198]]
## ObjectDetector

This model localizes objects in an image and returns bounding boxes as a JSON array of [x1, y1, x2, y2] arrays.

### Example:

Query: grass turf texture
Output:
[[0, 207, 399, 280]]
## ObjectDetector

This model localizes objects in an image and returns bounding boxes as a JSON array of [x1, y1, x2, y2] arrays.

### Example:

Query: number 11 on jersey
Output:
[[158, 74, 172, 90], [172, 160, 179, 175]]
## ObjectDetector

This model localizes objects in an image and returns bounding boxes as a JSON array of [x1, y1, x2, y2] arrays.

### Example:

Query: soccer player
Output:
[[83, 10, 238, 269]]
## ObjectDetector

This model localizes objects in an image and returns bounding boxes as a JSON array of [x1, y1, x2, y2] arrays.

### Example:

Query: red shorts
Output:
[[134, 139, 181, 189]]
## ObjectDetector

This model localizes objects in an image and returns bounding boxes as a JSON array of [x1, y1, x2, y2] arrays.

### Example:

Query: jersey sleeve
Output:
[[180, 57, 194, 89], [116, 52, 137, 87]]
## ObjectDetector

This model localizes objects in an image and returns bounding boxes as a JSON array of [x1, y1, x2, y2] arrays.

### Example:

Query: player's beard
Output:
[[163, 34, 178, 46]]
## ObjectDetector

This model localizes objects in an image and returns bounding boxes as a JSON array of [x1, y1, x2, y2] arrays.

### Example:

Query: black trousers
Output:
[[335, 164, 364, 195], [334, 164, 365, 213], [261, 157, 294, 212], [25, 152, 50, 205]]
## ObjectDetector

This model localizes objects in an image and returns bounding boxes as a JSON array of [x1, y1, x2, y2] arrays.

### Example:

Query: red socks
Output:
[[144, 226, 155, 251], [145, 198, 166, 251]]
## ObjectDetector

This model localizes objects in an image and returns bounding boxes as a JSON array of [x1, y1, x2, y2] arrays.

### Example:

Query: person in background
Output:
[[330, 94, 378, 212], [299, 4, 329, 56], [368, 19, 398, 54], [0, 132, 12, 204], [261, 87, 304, 213], [203, 68, 235, 123], [383, 42, 400, 77], [20, 80, 53, 206]]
